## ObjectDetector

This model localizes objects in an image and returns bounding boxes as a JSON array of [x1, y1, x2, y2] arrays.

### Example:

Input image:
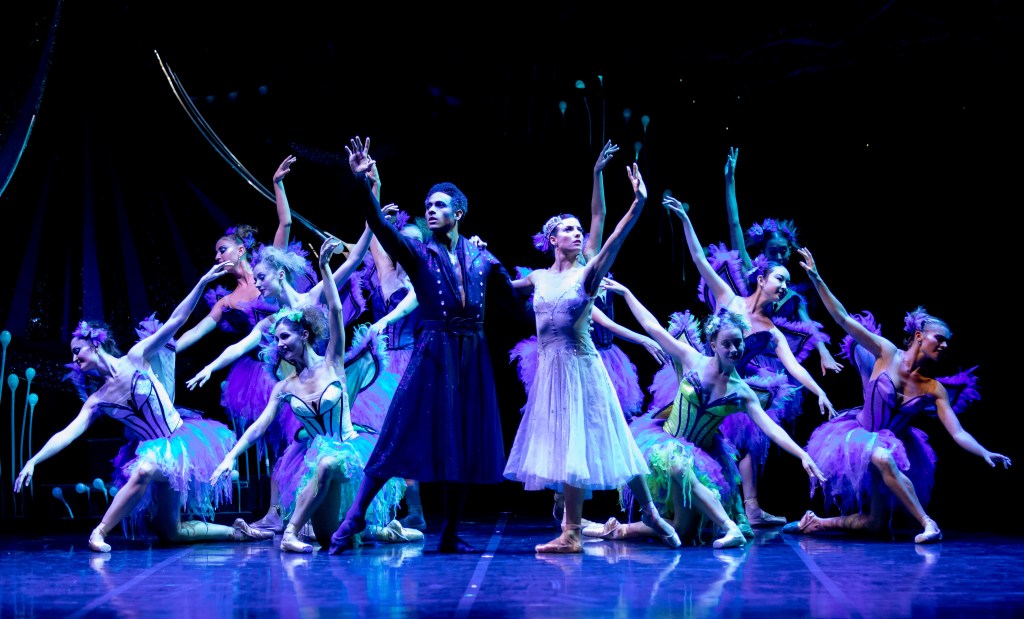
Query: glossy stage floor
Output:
[[3, 511, 1023, 619]]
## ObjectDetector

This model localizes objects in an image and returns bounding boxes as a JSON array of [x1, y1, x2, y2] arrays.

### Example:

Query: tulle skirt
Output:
[[805, 414, 938, 515], [110, 414, 235, 529], [272, 432, 405, 536], [504, 347, 649, 492], [627, 414, 741, 520]]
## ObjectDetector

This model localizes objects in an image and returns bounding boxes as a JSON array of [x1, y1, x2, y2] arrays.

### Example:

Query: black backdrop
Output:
[[1, 1, 1020, 532]]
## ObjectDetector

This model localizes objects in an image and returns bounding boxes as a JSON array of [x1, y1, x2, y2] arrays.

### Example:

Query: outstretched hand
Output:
[[209, 459, 234, 485], [600, 277, 629, 296], [201, 262, 232, 285], [626, 163, 647, 202], [796, 246, 820, 279], [594, 140, 619, 174], [984, 452, 1012, 469], [345, 136, 375, 175], [468, 235, 488, 250], [319, 237, 343, 269], [13, 462, 34, 493], [662, 195, 689, 219], [817, 393, 837, 418], [803, 455, 828, 485], [819, 349, 844, 376], [724, 146, 738, 179], [186, 367, 212, 391], [274, 154, 296, 184]]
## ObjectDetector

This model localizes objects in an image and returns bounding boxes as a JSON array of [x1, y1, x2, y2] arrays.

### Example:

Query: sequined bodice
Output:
[[96, 370, 183, 441], [532, 269, 596, 356], [665, 371, 745, 449], [855, 372, 935, 434], [281, 380, 357, 440]]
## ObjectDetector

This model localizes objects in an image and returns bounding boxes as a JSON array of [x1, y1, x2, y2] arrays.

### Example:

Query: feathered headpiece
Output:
[[268, 308, 304, 335], [72, 321, 109, 348], [532, 214, 587, 253], [224, 226, 256, 250], [745, 218, 798, 249]]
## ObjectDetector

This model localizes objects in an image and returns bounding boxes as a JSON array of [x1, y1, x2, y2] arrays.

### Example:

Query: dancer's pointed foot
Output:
[[374, 519, 425, 543], [88, 526, 111, 553], [914, 517, 942, 544], [233, 518, 275, 542], [583, 517, 625, 540], [280, 528, 314, 553], [782, 510, 821, 535], [536, 524, 582, 554], [642, 510, 682, 549], [712, 520, 747, 549], [745, 506, 787, 528], [328, 516, 364, 555]]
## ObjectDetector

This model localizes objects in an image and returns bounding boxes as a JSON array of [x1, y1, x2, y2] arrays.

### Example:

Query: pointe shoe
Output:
[[328, 517, 364, 555], [374, 519, 425, 543], [583, 517, 625, 540], [233, 518, 275, 542], [536, 524, 583, 554], [88, 527, 112, 553], [781, 510, 819, 535], [745, 505, 787, 528], [914, 517, 942, 544], [437, 535, 477, 554], [399, 511, 427, 532], [713, 522, 747, 549], [280, 530, 314, 553], [250, 507, 285, 534], [642, 510, 682, 549]]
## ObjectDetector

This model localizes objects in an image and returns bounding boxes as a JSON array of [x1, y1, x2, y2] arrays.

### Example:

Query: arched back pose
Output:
[[783, 248, 1010, 543], [666, 195, 836, 529], [14, 264, 273, 551], [588, 283, 826, 548], [210, 237, 415, 552], [503, 162, 680, 554]]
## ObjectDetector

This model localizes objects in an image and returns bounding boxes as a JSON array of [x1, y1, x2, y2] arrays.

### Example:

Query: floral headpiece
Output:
[[224, 226, 256, 250], [72, 321, 109, 348], [269, 308, 304, 335], [744, 253, 774, 282], [745, 218, 798, 249]]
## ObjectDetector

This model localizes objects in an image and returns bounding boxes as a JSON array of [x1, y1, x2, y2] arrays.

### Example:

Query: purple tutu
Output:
[[110, 414, 235, 530], [272, 432, 405, 543], [806, 414, 938, 514]]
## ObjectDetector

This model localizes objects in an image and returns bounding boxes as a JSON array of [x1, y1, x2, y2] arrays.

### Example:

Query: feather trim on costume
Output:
[[772, 315, 829, 363], [667, 310, 708, 354], [204, 285, 231, 309], [838, 311, 882, 362], [937, 365, 981, 415], [697, 244, 749, 307]]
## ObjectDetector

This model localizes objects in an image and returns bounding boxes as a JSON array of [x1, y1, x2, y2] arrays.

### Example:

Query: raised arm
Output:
[[14, 397, 102, 491], [591, 304, 668, 366], [797, 247, 893, 361], [345, 136, 416, 269], [583, 140, 618, 261], [319, 237, 347, 366], [271, 155, 296, 249], [185, 320, 267, 390], [601, 277, 701, 369], [664, 196, 737, 308], [723, 147, 753, 272], [305, 223, 374, 306], [130, 263, 230, 364], [583, 163, 647, 295]]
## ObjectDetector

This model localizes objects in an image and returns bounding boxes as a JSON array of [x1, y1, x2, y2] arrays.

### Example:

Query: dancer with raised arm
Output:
[[782, 247, 1010, 543], [14, 264, 273, 552], [588, 280, 825, 548], [503, 161, 680, 554], [329, 137, 529, 554]]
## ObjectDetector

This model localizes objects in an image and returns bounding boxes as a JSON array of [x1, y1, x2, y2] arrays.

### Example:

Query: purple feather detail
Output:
[[204, 285, 231, 309], [509, 336, 540, 399], [667, 310, 707, 354], [697, 244, 749, 307], [772, 315, 829, 363], [937, 365, 981, 415], [62, 363, 90, 402], [838, 311, 881, 362], [134, 313, 164, 340], [345, 323, 391, 369], [531, 232, 550, 253]]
